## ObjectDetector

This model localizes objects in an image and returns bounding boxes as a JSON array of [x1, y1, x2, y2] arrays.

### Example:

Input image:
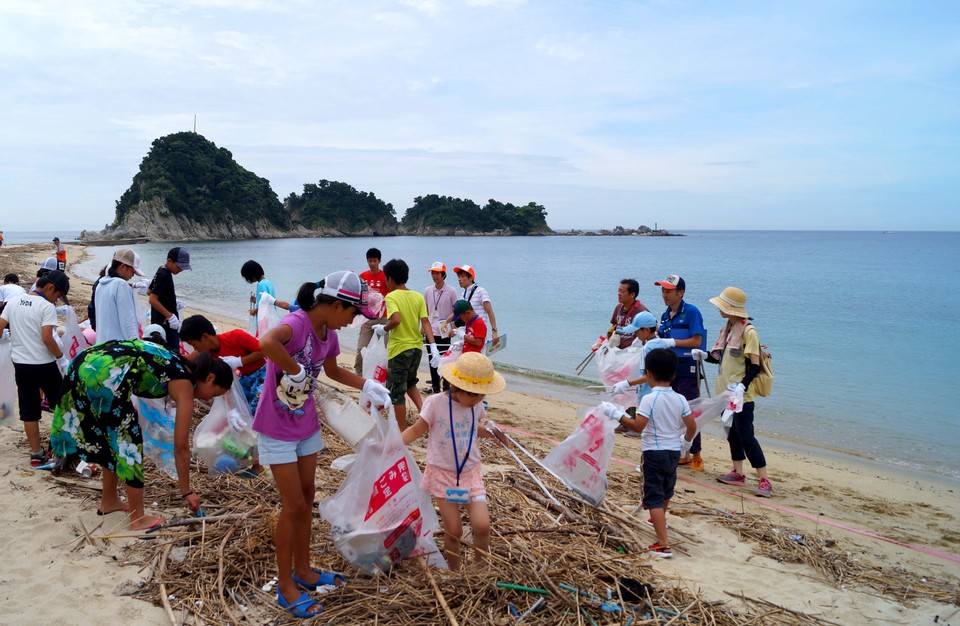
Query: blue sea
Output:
[[13, 230, 958, 479]]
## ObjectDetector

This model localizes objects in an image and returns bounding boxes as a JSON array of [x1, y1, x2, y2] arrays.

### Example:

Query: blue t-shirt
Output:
[[636, 337, 673, 401], [658, 301, 707, 378], [255, 278, 276, 307]]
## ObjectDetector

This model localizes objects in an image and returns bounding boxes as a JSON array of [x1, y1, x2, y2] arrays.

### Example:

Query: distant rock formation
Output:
[[555, 225, 684, 236]]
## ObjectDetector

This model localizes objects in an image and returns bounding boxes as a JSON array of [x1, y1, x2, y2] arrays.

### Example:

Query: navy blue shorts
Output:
[[641, 449, 680, 509]]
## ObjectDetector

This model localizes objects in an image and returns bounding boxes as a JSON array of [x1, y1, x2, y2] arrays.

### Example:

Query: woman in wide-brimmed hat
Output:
[[401, 351, 506, 570], [694, 286, 773, 498]]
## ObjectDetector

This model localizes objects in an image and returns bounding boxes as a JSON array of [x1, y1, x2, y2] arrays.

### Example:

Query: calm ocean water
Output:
[[47, 230, 960, 480]]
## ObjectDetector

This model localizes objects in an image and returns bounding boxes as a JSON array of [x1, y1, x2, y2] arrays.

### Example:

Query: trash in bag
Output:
[[57, 305, 90, 362], [319, 405, 446, 575], [247, 290, 258, 336], [136, 396, 178, 479], [689, 392, 732, 433], [0, 332, 16, 427], [596, 344, 644, 408], [135, 297, 152, 338], [318, 388, 375, 450], [439, 334, 464, 369], [256, 293, 285, 338], [542, 404, 618, 505], [361, 333, 388, 384], [193, 381, 258, 475]]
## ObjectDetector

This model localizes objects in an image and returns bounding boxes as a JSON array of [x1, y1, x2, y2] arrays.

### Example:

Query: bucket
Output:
[[318, 390, 375, 449]]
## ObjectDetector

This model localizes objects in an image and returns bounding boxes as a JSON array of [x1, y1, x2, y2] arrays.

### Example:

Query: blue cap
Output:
[[618, 310, 658, 335]]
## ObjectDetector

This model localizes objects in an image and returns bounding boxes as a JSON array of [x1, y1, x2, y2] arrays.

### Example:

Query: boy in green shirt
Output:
[[373, 259, 441, 433]]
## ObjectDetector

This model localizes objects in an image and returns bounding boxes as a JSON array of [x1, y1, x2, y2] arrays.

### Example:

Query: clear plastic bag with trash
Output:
[[596, 344, 644, 408], [192, 381, 259, 475], [542, 404, 619, 506], [0, 331, 17, 427], [57, 305, 90, 362], [136, 396, 179, 479], [361, 332, 388, 384], [318, 404, 445, 575], [256, 293, 285, 338]]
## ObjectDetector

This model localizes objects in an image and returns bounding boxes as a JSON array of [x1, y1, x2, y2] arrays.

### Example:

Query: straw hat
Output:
[[440, 352, 506, 395], [709, 286, 749, 318]]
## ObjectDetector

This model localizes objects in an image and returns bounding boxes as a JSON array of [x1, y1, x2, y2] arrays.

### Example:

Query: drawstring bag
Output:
[[361, 333, 388, 385], [0, 333, 16, 427], [543, 404, 618, 505], [193, 382, 259, 475], [136, 396, 179, 478], [596, 345, 643, 408], [319, 405, 445, 575], [256, 293, 284, 337]]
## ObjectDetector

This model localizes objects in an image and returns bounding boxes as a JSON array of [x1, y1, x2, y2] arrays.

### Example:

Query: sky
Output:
[[1, 1, 958, 232]]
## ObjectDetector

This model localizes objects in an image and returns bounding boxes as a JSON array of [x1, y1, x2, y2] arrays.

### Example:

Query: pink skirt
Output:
[[421, 464, 486, 500]]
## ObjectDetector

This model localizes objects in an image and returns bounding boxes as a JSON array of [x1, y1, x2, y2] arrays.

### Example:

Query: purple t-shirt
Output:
[[252, 309, 340, 442]]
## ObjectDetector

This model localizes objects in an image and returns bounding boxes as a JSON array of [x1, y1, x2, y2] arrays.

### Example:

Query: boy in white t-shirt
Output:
[[604, 348, 695, 558], [0, 270, 71, 466]]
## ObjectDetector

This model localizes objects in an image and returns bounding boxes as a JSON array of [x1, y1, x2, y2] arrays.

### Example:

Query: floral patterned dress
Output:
[[50, 340, 193, 488]]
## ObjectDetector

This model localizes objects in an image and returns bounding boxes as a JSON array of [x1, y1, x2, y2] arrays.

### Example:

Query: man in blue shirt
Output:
[[655, 274, 707, 470]]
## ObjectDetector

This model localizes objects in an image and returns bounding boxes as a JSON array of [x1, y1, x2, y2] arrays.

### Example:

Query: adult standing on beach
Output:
[[94, 249, 145, 343], [655, 274, 707, 470], [0, 230, 4, 247], [423, 261, 458, 393], [442, 264, 500, 348], [148, 246, 191, 352], [50, 341, 234, 529], [695, 287, 773, 497], [0, 270, 71, 466], [355, 247, 390, 375], [609, 279, 648, 349], [53, 237, 67, 270]]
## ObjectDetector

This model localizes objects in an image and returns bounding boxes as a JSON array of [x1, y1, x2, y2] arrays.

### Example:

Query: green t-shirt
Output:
[[385, 289, 428, 360]]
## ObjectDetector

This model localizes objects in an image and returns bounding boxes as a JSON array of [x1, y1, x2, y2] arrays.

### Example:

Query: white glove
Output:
[[276, 364, 310, 411], [661, 338, 676, 348], [166, 315, 182, 331], [176, 300, 186, 312], [226, 408, 247, 431], [607, 334, 621, 349], [362, 378, 391, 407], [56, 305, 71, 315], [428, 343, 441, 369], [132, 280, 149, 295], [453, 327, 466, 340], [371, 324, 386, 338], [611, 380, 631, 395], [727, 383, 745, 413], [221, 356, 243, 370], [56, 354, 70, 377], [680, 436, 693, 456], [0, 328, 10, 342], [259, 293, 276, 308], [691, 349, 708, 361], [599, 401, 626, 421]]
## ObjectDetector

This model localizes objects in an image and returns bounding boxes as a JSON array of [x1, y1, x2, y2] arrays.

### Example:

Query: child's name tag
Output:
[[445, 487, 469, 504]]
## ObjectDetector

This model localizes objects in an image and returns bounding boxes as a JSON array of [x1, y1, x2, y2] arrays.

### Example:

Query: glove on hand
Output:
[[661, 338, 676, 348], [691, 349, 708, 361], [680, 436, 693, 456], [166, 315, 182, 331], [371, 324, 386, 338], [428, 343, 441, 369], [221, 356, 242, 370], [56, 354, 70, 377], [453, 327, 466, 340], [277, 365, 310, 412], [599, 401, 626, 421], [611, 380, 631, 395], [226, 408, 248, 431], [362, 378, 391, 407]]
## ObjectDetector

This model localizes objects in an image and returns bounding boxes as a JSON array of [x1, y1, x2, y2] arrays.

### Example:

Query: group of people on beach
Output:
[[0, 239, 772, 617]]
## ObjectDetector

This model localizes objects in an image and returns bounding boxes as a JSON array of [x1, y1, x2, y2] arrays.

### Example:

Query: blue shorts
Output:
[[641, 449, 680, 510], [257, 430, 324, 466]]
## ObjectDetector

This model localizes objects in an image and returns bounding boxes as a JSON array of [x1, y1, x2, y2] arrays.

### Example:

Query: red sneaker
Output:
[[647, 542, 673, 558]]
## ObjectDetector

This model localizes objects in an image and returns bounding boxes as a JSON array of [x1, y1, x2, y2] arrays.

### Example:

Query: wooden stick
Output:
[[158, 544, 178, 626], [419, 556, 460, 626]]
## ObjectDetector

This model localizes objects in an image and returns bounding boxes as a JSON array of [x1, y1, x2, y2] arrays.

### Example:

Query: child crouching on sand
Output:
[[603, 348, 695, 558], [402, 352, 506, 570]]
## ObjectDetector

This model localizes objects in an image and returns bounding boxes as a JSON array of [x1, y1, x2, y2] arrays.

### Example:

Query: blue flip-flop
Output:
[[292, 569, 347, 591], [277, 589, 323, 618]]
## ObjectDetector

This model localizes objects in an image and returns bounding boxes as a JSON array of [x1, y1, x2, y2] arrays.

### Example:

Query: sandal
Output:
[[277, 589, 323, 618], [292, 569, 347, 590]]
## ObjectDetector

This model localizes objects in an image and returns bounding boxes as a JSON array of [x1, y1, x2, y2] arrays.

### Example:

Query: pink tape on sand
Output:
[[496, 423, 960, 565]]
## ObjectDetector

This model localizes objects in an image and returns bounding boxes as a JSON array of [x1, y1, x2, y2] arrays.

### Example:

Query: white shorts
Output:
[[257, 430, 325, 466]]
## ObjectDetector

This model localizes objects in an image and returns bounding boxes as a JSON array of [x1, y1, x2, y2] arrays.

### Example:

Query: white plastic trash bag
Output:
[[689, 393, 732, 433], [0, 333, 16, 427], [319, 405, 446, 575], [136, 396, 179, 479], [256, 293, 284, 338], [318, 388, 375, 450], [361, 333, 388, 385], [543, 404, 618, 506], [596, 345, 643, 408], [193, 381, 258, 475], [135, 297, 152, 338], [57, 305, 89, 361]]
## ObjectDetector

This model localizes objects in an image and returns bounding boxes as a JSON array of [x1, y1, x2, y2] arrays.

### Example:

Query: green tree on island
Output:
[[285, 180, 397, 232], [401, 195, 551, 234]]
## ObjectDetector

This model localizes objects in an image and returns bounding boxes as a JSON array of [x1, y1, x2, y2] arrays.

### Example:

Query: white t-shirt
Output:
[[0, 284, 26, 303], [0, 293, 58, 364], [637, 386, 691, 452], [462, 284, 491, 326]]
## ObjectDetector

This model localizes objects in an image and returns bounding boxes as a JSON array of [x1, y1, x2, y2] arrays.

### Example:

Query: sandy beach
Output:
[[0, 242, 958, 624]]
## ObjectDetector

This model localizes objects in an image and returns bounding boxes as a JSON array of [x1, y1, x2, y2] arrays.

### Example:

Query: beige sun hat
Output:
[[440, 352, 506, 395], [709, 286, 750, 318]]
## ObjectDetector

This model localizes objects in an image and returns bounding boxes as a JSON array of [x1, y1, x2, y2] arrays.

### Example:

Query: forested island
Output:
[[81, 132, 554, 241]]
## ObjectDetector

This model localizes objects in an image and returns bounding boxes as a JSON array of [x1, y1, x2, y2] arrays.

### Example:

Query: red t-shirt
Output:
[[215, 329, 266, 375], [360, 270, 390, 316], [610, 300, 648, 348], [462, 317, 487, 354]]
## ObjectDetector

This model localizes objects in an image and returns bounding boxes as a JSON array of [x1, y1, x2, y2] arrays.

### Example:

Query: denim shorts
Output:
[[257, 430, 324, 466], [641, 449, 680, 509]]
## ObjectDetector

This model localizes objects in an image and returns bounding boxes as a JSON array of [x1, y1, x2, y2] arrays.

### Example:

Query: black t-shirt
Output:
[[148, 266, 177, 325]]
